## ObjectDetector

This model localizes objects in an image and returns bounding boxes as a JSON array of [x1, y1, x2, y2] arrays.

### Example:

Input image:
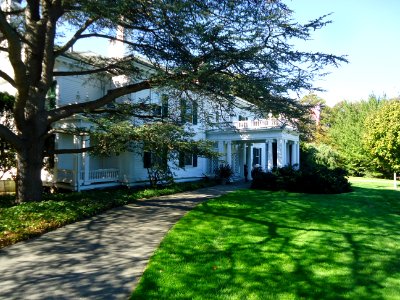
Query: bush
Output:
[[214, 164, 233, 180], [251, 164, 351, 194]]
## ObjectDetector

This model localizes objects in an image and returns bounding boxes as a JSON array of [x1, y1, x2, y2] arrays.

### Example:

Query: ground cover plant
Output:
[[132, 178, 400, 299], [0, 180, 216, 248]]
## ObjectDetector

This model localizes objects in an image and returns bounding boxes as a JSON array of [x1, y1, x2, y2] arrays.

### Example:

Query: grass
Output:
[[132, 178, 400, 299], [0, 179, 217, 248]]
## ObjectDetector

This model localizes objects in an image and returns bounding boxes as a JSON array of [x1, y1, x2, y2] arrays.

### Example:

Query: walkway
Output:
[[0, 182, 249, 300]]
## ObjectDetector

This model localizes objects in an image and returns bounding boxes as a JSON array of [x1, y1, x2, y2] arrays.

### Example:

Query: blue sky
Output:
[[286, 0, 400, 105], [74, 1, 400, 106]]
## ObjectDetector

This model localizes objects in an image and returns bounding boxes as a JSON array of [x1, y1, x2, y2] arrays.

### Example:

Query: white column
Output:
[[261, 143, 266, 171], [296, 141, 300, 168], [218, 141, 224, 164], [241, 143, 246, 177], [226, 141, 232, 166], [74, 135, 82, 191], [83, 137, 90, 184], [291, 141, 296, 166], [246, 143, 251, 179], [283, 139, 288, 166], [267, 140, 273, 171], [277, 139, 283, 167]]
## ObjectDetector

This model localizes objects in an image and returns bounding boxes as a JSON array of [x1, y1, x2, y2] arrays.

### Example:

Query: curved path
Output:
[[0, 182, 248, 299]]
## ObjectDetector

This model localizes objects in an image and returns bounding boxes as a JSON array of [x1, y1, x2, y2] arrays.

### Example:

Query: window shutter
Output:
[[193, 154, 198, 167], [180, 99, 187, 124], [192, 101, 198, 125], [162, 95, 169, 118], [143, 151, 152, 168], [179, 151, 185, 168]]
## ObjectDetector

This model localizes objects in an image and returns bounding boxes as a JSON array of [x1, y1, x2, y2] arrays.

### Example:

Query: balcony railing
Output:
[[233, 118, 293, 130]]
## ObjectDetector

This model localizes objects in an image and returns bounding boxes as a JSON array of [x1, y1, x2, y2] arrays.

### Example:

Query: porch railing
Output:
[[56, 168, 119, 185], [233, 118, 284, 129], [80, 168, 120, 183], [56, 169, 75, 184]]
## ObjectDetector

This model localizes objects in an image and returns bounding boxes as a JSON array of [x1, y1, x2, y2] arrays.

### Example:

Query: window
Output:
[[143, 151, 152, 168], [143, 150, 168, 169], [161, 94, 169, 118], [252, 148, 262, 166], [179, 152, 198, 168], [180, 99, 198, 125], [46, 80, 57, 109]]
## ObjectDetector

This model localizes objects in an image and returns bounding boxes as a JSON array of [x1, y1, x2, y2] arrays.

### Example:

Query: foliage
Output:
[[0, 92, 16, 179], [0, 0, 346, 202], [214, 164, 234, 180], [0, 179, 218, 248], [301, 142, 342, 170], [90, 121, 217, 186], [364, 100, 400, 173], [323, 96, 386, 176], [251, 164, 351, 194], [298, 93, 326, 142], [132, 178, 400, 299]]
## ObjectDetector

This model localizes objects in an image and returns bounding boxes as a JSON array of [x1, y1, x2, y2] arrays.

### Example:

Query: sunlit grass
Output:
[[0, 180, 217, 248], [132, 178, 400, 299]]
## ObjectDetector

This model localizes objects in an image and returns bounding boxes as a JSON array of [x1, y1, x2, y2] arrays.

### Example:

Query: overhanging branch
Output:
[[51, 146, 94, 155], [47, 80, 152, 124], [0, 124, 21, 150], [0, 70, 16, 87], [55, 17, 98, 56]]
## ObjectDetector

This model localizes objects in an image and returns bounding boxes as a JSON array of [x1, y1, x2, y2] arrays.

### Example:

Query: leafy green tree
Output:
[[364, 100, 400, 186], [299, 93, 327, 142], [324, 96, 384, 176], [0, 92, 16, 179], [0, 0, 346, 202]]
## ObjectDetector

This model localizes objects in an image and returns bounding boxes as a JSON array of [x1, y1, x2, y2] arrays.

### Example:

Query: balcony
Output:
[[232, 117, 295, 130]]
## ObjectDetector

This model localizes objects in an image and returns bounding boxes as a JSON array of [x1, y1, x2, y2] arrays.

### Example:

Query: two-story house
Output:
[[0, 38, 300, 191]]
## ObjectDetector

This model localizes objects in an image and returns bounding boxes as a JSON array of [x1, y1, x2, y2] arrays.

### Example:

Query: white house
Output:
[[0, 38, 300, 191]]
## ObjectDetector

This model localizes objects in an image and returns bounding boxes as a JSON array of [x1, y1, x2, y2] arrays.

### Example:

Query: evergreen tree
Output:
[[0, 0, 347, 202]]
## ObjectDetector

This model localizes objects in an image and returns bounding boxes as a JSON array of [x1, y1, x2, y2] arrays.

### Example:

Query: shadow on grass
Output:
[[133, 186, 400, 299], [0, 182, 243, 299]]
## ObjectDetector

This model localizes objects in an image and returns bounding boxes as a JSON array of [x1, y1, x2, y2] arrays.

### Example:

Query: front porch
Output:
[[49, 168, 120, 191], [206, 118, 300, 180]]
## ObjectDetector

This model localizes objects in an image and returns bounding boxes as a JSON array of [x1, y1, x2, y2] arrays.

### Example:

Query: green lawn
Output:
[[132, 178, 400, 299]]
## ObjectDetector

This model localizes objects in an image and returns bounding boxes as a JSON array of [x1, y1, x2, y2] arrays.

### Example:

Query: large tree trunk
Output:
[[16, 141, 44, 203]]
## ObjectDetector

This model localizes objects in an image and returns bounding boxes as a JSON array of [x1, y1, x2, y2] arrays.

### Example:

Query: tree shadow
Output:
[[133, 186, 400, 299], [0, 185, 240, 300]]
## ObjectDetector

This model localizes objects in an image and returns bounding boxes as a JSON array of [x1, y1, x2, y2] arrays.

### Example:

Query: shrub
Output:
[[251, 164, 351, 194], [214, 164, 234, 180]]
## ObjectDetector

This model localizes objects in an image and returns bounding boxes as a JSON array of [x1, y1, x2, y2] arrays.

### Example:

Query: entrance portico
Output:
[[206, 121, 300, 179]]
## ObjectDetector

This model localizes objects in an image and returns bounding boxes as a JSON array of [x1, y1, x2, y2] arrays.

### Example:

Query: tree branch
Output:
[[54, 17, 98, 56], [0, 70, 16, 87], [0, 124, 21, 150], [53, 65, 118, 76], [0, 10, 26, 85], [77, 33, 164, 54], [51, 146, 94, 155], [47, 80, 152, 124]]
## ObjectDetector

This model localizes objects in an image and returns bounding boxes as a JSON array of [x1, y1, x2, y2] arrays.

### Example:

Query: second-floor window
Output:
[[180, 99, 198, 125]]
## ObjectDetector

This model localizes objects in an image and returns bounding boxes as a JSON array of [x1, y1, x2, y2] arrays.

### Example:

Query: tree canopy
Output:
[[0, 0, 347, 202], [322, 96, 384, 176], [364, 100, 400, 174]]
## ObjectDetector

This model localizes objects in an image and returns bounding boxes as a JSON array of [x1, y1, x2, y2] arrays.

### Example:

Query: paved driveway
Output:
[[0, 183, 248, 299]]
